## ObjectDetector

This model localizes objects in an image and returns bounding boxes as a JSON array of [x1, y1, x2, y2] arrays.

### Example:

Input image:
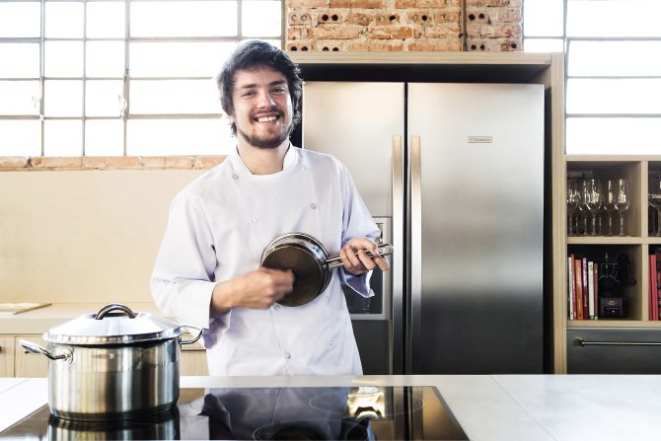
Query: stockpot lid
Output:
[[43, 304, 186, 346]]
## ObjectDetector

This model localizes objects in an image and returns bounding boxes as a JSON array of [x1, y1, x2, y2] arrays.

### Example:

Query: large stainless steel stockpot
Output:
[[19, 304, 202, 421], [260, 233, 393, 307]]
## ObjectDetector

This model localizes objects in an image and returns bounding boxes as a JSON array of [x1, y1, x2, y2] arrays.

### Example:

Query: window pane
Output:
[[130, 42, 236, 77], [567, 117, 661, 155], [524, 38, 564, 53], [44, 80, 83, 116], [568, 41, 661, 77], [86, 80, 124, 117], [567, 0, 661, 37], [130, 1, 237, 37], [0, 43, 40, 78], [85, 120, 123, 156], [87, 2, 125, 38], [45, 2, 84, 38], [127, 119, 232, 155], [567, 79, 661, 114], [523, 0, 563, 37], [0, 81, 40, 116], [0, 120, 41, 156], [45, 41, 84, 78], [86, 42, 125, 78], [0, 2, 40, 38], [44, 120, 83, 156], [243, 1, 282, 37], [130, 80, 221, 114]]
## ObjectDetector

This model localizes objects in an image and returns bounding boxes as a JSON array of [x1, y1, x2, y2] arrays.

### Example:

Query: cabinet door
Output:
[[181, 337, 208, 376], [15, 335, 48, 378], [0, 337, 15, 377]]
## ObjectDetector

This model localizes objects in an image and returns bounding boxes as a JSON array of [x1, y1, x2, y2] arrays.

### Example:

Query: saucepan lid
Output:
[[44, 304, 187, 346]]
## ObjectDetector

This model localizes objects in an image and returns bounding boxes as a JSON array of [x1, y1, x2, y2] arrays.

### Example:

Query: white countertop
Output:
[[1, 374, 660, 440]]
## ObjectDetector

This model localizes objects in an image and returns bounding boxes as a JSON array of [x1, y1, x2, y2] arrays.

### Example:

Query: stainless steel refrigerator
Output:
[[302, 82, 544, 374]]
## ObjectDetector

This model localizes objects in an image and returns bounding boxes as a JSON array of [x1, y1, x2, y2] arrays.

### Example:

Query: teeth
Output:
[[256, 116, 277, 122]]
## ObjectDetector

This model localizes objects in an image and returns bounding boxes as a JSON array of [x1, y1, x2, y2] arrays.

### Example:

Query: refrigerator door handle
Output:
[[392, 135, 404, 374], [409, 135, 422, 374]]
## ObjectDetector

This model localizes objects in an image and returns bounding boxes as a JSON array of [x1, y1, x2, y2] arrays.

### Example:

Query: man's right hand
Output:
[[211, 268, 294, 313]]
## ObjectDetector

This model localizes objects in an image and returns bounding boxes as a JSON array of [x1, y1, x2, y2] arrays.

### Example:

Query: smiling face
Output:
[[230, 66, 294, 150]]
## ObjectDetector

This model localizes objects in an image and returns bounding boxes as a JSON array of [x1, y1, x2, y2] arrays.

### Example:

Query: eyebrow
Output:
[[238, 80, 287, 90]]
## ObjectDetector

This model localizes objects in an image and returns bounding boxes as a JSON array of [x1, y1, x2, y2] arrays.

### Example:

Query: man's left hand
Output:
[[339, 237, 390, 276]]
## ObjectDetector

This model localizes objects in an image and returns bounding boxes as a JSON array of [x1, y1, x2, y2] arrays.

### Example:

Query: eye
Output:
[[272, 87, 286, 94], [242, 90, 255, 97]]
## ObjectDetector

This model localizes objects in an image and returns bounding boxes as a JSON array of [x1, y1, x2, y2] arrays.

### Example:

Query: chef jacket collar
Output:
[[229, 143, 300, 180]]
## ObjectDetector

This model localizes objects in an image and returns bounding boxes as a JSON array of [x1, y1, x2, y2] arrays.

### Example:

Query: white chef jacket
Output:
[[150, 145, 380, 376]]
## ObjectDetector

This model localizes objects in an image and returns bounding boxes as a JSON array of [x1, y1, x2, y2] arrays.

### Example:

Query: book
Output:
[[593, 263, 599, 320], [653, 253, 659, 321], [582, 257, 589, 320], [568, 255, 575, 320], [575, 258, 583, 320], [588, 261, 595, 320], [650, 255, 655, 320]]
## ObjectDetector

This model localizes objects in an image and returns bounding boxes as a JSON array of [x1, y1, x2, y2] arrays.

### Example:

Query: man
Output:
[[151, 40, 389, 376]]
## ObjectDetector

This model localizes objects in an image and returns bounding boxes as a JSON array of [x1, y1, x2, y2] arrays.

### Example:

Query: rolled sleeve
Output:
[[339, 269, 375, 298]]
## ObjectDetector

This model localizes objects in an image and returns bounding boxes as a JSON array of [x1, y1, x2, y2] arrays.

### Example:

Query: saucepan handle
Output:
[[19, 339, 72, 362], [326, 243, 394, 270], [179, 325, 203, 345]]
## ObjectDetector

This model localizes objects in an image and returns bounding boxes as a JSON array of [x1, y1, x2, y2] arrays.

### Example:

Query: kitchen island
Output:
[[1, 374, 660, 440]]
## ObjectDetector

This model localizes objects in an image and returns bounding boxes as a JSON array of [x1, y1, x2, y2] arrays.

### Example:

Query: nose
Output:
[[256, 88, 276, 108]]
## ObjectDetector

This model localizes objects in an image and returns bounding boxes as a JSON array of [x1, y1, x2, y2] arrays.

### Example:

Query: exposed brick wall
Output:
[[0, 156, 226, 171], [286, 0, 521, 52]]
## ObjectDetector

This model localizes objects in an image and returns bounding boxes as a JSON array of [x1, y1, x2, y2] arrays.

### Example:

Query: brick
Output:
[[346, 12, 373, 26], [376, 13, 400, 25], [351, 0, 385, 7], [369, 26, 414, 39], [330, 0, 351, 7], [314, 41, 344, 52], [139, 157, 167, 168], [194, 156, 226, 169], [311, 26, 361, 40], [288, 0, 329, 8], [395, 0, 444, 8], [317, 10, 344, 24], [407, 39, 462, 51], [491, 7, 521, 23], [348, 41, 405, 51], [466, 37, 521, 52], [467, 0, 508, 6], [407, 11, 433, 25], [466, 9, 491, 24], [434, 11, 460, 23], [30, 157, 83, 170], [287, 27, 302, 40], [0, 157, 29, 169], [468, 23, 521, 38], [287, 41, 313, 52], [165, 157, 195, 169], [425, 25, 461, 38], [82, 157, 140, 170]]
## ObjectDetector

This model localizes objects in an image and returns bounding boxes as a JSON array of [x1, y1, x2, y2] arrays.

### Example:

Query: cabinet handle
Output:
[[575, 338, 661, 347]]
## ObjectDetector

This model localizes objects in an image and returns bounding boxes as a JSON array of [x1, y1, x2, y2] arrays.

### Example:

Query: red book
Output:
[[656, 251, 661, 321], [653, 254, 659, 321], [575, 258, 584, 320], [649, 255, 654, 320], [568, 255, 576, 320], [582, 257, 589, 320]]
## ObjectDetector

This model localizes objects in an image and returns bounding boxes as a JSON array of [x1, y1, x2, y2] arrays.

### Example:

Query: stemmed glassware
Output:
[[650, 174, 661, 237], [614, 179, 630, 237], [567, 179, 581, 236], [584, 179, 603, 237], [603, 180, 617, 236]]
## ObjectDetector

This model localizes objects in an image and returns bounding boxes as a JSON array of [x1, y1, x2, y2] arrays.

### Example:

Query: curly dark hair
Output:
[[215, 40, 303, 136]]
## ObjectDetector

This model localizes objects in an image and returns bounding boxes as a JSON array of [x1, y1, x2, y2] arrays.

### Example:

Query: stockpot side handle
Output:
[[19, 339, 72, 362], [95, 304, 136, 320], [179, 325, 203, 345]]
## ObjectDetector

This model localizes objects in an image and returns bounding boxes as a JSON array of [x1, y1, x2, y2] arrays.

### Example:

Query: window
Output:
[[524, 0, 661, 155], [0, 0, 283, 157]]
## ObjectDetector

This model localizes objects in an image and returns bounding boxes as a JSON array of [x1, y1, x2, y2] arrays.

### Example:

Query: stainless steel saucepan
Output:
[[19, 303, 202, 421], [260, 233, 393, 307]]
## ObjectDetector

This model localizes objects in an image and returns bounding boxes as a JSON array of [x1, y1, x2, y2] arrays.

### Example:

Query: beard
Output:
[[237, 116, 294, 150]]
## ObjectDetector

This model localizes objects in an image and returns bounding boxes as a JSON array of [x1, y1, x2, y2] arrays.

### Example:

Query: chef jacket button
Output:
[[310, 203, 317, 209], [285, 352, 291, 359], [232, 174, 239, 180], [250, 217, 257, 223]]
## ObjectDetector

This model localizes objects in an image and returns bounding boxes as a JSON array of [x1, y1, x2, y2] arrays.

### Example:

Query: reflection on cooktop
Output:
[[1, 386, 468, 440]]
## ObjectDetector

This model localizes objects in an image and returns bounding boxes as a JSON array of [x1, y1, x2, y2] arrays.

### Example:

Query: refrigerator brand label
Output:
[[467, 136, 493, 144]]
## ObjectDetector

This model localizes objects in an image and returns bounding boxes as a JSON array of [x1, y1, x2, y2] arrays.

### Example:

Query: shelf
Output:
[[567, 155, 661, 162], [567, 237, 643, 245], [568, 320, 661, 329]]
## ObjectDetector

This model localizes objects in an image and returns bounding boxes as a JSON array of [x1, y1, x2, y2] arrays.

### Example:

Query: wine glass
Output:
[[615, 178, 630, 237], [650, 174, 661, 237], [603, 180, 617, 236], [566, 179, 581, 236], [585, 179, 603, 237], [579, 179, 590, 236]]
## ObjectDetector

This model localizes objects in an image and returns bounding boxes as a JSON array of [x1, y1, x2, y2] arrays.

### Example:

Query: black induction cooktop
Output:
[[1, 386, 468, 440]]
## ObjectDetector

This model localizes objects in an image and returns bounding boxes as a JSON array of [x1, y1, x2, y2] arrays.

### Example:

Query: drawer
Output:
[[567, 329, 661, 374]]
